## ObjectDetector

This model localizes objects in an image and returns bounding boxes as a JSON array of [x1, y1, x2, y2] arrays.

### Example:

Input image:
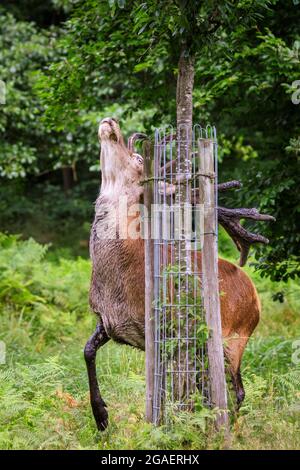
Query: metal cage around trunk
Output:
[[143, 124, 228, 429]]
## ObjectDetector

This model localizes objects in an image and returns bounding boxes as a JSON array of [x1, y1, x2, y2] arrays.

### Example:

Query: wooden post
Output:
[[199, 138, 229, 432], [143, 140, 155, 423]]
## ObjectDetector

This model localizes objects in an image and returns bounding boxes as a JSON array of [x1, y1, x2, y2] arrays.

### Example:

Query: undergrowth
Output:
[[0, 233, 299, 449]]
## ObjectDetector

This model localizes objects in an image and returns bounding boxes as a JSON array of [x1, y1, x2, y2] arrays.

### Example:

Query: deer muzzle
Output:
[[99, 118, 120, 142]]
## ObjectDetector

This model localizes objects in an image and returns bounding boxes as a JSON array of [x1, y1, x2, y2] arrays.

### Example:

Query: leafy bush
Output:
[[0, 233, 91, 350]]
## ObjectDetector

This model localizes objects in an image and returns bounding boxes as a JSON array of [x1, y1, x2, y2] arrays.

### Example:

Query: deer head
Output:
[[97, 118, 151, 240], [98, 118, 145, 206]]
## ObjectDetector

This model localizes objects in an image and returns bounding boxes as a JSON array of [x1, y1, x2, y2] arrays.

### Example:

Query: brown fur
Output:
[[90, 236, 260, 366]]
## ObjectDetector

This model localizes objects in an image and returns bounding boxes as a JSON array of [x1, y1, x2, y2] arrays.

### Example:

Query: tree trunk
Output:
[[174, 47, 229, 434], [173, 49, 195, 402], [176, 48, 195, 270], [176, 50, 195, 140], [62, 166, 74, 194]]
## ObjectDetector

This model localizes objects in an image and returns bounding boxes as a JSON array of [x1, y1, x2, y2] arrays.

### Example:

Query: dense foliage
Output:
[[0, 0, 298, 280], [0, 7, 101, 180], [0, 233, 299, 449]]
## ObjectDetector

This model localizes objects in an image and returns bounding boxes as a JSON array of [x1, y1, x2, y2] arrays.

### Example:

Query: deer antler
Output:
[[152, 135, 275, 267], [218, 206, 275, 267], [214, 179, 275, 266], [195, 179, 275, 266], [166, 176, 275, 266], [127, 133, 148, 154], [217, 180, 242, 192]]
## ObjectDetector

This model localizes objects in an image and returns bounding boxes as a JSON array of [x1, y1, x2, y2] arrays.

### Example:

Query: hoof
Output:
[[92, 401, 109, 431], [236, 388, 245, 409]]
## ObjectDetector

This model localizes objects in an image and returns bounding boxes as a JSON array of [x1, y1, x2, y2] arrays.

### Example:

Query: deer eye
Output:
[[132, 153, 143, 165]]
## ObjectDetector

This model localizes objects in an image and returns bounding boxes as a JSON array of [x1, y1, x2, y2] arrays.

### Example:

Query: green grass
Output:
[[0, 233, 299, 449]]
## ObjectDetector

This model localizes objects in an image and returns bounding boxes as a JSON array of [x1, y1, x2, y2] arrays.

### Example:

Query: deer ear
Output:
[[128, 133, 148, 153]]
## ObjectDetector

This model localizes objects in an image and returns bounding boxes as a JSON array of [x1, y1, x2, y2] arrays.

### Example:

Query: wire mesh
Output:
[[151, 124, 218, 425]]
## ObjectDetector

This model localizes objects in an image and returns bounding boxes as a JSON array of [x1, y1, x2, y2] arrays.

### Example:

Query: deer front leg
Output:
[[84, 321, 110, 431]]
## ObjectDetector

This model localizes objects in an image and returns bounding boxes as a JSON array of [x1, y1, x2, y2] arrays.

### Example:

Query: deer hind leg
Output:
[[225, 357, 245, 411], [229, 365, 245, 408], [84, 320, 110, 431], [224, 336, 248, 410]]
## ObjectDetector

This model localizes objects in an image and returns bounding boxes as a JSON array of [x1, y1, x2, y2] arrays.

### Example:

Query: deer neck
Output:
[[96, 142, 143, 240]]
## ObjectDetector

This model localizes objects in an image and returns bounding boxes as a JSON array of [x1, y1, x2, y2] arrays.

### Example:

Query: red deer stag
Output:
[[85, 118, 275, 431]]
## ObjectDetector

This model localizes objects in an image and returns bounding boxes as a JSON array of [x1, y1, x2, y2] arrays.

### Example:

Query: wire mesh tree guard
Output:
[[143, 124, 228, 430]]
